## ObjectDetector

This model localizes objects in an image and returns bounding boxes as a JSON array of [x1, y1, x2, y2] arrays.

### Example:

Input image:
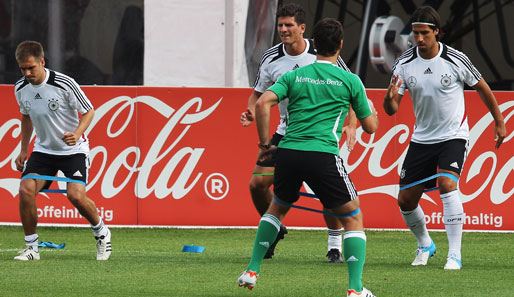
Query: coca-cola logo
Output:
[[88, 95, 225, 200], [0, 95, 229, 201]]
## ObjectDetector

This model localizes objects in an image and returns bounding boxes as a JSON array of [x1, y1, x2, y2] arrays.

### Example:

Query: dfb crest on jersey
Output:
[[441, 74, 451, 87], [48, 98, 59, 111], [407, 76, 417, 88]]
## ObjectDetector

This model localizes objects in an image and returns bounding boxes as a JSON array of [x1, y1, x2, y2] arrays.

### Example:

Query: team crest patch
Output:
[[48, 98, 59, 111], [400, 169, 406, 179], [407, 76, 417, 87], [441, 74, 451, 87]]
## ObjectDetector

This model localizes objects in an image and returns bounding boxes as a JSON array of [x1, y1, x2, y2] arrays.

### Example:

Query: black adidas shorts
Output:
[[273, 148, 357, 209], [22, 152, 89, 189], [400, 139, 467, 188], [256, 133, 284, 167]]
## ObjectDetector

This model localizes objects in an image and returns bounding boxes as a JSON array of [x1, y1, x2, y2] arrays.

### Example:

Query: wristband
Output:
[[258, 142, 271, 150]]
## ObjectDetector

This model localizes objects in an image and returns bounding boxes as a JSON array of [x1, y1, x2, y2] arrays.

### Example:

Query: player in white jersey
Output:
[[240, 3, 356, 263], [383, 6, 506, 270], [13, 41, 111, 261]]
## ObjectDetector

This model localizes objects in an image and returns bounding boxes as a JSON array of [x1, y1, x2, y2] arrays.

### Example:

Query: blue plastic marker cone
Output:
[[182, 245, 205, 253], [38, 241, 66, 249]]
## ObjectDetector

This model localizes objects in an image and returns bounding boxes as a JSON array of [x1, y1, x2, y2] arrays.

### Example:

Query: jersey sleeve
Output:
[[14, 80, 29, 115], [253, 58, 275, 94], [15, 91, 28, 115], [458, 52, 482, 87], [349, 74, 372, 119], [445, 46, 482, 87], [63, 77, 94, 114]]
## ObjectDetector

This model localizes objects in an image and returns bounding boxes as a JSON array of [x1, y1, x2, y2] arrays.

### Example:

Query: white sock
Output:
[[441, 190, 464, 259], [401, 206, 431, 247], [91, 218, 109, 237], [327, 228, 343, 252], [25, 234, 39, 253]]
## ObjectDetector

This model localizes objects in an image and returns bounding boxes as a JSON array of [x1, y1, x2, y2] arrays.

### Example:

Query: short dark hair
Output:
[[276, 3, 305, 25], [15, 40, 44, 62], [410, 6, 441, 40], [312, 18, 344, 56]]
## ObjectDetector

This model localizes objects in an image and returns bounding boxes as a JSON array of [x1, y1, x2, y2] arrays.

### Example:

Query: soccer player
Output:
[[241, 2, 356, 263], [13, 40, 112, 261], [383, 6, 506, 270], [238, 18, 378, 297]]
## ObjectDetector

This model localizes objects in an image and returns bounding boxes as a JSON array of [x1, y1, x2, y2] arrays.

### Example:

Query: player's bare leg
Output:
[[18, 177, 45, 235], [249, 165, 274, 216], [399, 185, 435, 266], [15, 177, 45, 260], [67, 183, 111, 260]]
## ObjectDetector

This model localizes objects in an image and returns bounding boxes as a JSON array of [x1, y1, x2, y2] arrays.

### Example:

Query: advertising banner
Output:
[[0, 85, 512, 230]]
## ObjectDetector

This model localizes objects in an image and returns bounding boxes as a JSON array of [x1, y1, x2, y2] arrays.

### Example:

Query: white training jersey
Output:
[[391, 42, 481, 144], [15, 68, 94, 155], [253, 39, 350, 135]]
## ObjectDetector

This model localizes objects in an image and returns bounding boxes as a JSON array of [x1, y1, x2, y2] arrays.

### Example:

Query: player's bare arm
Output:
[[383, 74, 403, 116], [359, 104, 379, 134], [472, 78, 507, 149], [343, 106, 357, 151], [15, 114, 33, 171], [62, 109, 95, 146], [255, 90, 279, 162], [241, 90, 263, 127]]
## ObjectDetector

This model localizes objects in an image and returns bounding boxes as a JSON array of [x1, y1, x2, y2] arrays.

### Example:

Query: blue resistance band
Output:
[[299, 173, 458, 196], [21, 174, 86, 193], [261, 172, 458, 216], [273, 197, 360, 218], [399, 172, 459, 192]]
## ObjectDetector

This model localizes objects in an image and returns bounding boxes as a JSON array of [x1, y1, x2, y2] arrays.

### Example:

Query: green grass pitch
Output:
[[1, 226, 513, 296]]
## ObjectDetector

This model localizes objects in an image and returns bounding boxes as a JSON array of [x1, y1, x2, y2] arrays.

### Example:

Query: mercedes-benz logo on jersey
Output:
[[48, 98, 59, 111], [407, 76, 417, 87], [441, 74, 451, 87]]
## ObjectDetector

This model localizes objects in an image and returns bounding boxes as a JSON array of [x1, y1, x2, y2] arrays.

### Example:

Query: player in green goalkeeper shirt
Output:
[[238, 18, 378, 297]]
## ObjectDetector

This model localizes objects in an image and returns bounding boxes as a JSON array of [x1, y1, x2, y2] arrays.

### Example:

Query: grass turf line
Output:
[[0, 226, 513, 296]]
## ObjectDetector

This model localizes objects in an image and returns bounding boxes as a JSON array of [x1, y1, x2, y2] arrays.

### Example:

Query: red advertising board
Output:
[[0, 85, 512, 230]]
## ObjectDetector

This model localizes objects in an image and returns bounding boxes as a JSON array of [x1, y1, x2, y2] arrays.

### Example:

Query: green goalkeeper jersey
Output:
[[268, 60, 371, 155]]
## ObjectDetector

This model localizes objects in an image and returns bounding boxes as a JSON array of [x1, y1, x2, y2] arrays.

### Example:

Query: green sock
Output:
[[344, 231, 367, 291], [247, 214, 281, 274]]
